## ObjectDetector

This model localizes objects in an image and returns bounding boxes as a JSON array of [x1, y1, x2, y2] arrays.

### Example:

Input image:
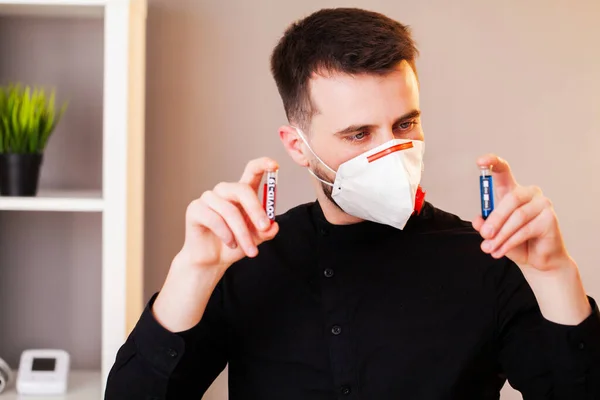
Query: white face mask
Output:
[[295, 127, 425, 230]]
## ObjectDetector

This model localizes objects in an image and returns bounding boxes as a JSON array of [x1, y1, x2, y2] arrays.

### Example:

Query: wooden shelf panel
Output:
[[0, 190, 103, 212], [3, 370, 101, 399]]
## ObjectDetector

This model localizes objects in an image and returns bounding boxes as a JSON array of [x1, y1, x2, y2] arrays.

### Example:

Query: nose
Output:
[[377, 129, 395, 145]]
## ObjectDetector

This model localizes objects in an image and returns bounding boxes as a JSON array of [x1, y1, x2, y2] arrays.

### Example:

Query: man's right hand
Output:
[[179, 156, 280, 270], [152, 157, 280, 332]]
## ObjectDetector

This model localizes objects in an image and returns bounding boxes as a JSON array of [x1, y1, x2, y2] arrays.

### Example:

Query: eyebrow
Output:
[[334, 109, 421, 136]]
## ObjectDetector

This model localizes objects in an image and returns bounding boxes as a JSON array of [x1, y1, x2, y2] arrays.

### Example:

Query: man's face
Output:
[[304, 60, 424, 203]]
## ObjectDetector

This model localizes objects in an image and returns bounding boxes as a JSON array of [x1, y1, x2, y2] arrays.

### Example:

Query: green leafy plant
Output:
[[0, 83, 68, 154]]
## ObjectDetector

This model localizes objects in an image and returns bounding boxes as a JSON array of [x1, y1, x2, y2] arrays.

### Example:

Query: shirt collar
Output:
[[308, 199, 433, 240]]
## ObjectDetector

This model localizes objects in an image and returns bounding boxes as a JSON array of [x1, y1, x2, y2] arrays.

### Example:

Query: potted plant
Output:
[[0, 83, 67, 196]]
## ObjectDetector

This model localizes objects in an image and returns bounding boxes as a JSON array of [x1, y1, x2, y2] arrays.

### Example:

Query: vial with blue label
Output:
[[479, 166, 494, 219]]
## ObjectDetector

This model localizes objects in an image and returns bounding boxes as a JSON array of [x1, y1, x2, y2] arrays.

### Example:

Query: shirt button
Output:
[[331, 325, 342, 335], [167, 348, 178, 358], [579, 342, 585, 350], [319, 227, 329, 236], [340, 385, 351, 395], [324, 268, 334, 278]]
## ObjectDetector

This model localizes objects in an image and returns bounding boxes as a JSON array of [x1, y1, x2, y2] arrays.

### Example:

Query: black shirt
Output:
[[104, 201, 600, 399]]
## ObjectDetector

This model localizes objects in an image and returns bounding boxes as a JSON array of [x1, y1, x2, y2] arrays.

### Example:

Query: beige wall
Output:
[[143, 1, 600, 399]]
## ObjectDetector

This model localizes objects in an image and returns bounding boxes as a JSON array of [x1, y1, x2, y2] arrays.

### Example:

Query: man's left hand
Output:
[[471, 154, 591, 325], [472, 154, 569, 271]]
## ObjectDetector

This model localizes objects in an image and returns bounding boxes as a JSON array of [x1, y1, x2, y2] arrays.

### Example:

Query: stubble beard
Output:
[[312, 163, 343, 212]]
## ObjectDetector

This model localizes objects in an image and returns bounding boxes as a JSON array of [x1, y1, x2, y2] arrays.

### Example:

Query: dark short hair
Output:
[[270, 8, 419, 131]]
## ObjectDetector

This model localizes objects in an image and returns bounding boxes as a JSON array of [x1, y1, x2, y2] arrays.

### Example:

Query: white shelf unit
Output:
[[3, 370, 101, 399], [0, 0, 147, 398], [0, 190, 104, 212]]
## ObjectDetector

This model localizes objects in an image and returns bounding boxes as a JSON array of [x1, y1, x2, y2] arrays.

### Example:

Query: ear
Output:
[[279, 125, 309, 167]]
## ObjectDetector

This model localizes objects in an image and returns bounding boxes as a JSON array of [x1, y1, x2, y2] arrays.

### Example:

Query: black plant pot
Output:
[[0, 153, 43, 196]]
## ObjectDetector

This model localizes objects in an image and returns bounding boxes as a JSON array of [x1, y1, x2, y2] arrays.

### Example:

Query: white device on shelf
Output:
[[16, 349, 70, 395]]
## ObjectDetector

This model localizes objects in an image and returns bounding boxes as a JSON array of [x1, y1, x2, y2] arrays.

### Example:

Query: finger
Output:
[[253, 217, 280, 242], [186, 199, 237, 249], [235, 208, 279, 258], [472, 215, 485, 232], [214, 182, 271, 232], [476, 153, 517, 199], [481, 193, 548, 254], [245, 211, 280, 246], [262, 220, 280, 240], [489, 210, 548, 259], [479, 185, 540, 239], [239, 157, 279, 191], [201, 190, 258, 257]]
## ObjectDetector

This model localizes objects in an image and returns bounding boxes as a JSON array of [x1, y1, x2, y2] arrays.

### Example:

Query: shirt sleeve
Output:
[[495, 259, 600, 399], [104, 284, 228, 400]]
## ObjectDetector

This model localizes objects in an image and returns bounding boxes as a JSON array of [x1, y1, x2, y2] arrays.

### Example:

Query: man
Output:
[[105, 8, 600, 399]]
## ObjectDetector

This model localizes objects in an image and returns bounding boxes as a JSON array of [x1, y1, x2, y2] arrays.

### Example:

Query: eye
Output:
[[345, 131, 370, 142], [398, 121, 416, 131]]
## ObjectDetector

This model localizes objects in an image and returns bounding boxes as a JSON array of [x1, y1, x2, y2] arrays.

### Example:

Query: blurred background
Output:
[[141, 1, 599, 398]]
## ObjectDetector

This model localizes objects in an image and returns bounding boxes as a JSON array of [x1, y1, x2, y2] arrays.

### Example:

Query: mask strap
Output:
[[307, 168, 334, 187], [292, 126, 337, 175]]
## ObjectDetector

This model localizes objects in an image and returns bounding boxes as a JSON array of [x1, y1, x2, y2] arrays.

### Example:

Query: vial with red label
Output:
[[262, 170, 278, 221]]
